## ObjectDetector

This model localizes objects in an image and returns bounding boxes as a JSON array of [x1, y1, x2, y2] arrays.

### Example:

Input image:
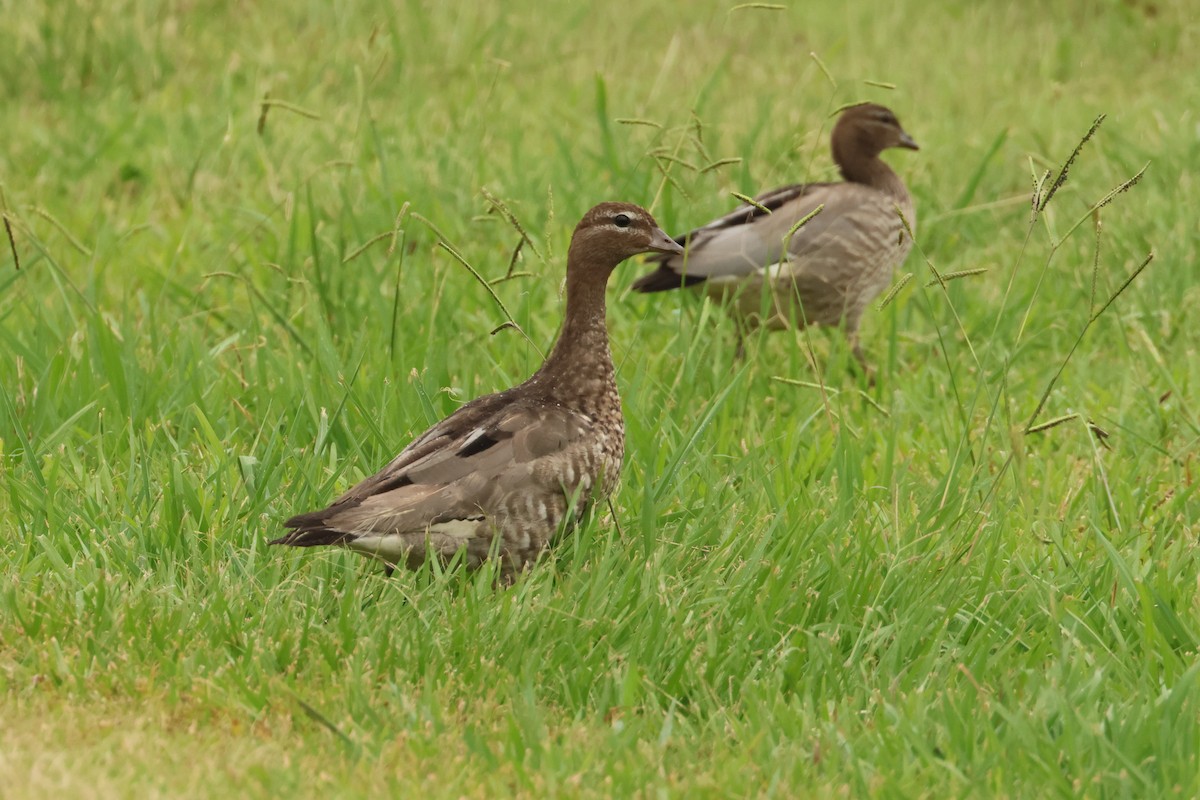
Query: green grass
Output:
[[2, 0, 1198, 796]]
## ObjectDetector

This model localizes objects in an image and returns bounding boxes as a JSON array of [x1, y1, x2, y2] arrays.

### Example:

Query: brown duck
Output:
[[272, 202, 683, 580], [632, 103, 918, 372]]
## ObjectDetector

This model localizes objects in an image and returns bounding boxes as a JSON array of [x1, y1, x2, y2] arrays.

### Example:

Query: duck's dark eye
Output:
[[613, 213, 631, 228]]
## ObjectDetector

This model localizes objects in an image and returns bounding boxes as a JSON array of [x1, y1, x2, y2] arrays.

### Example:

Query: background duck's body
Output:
[[273, 203, 682, 579], [634, 103, 918, 369]]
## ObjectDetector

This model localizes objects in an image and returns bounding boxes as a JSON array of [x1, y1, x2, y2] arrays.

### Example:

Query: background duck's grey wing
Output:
[[688, 183, 821, 236], [632, 184, 833, 291]]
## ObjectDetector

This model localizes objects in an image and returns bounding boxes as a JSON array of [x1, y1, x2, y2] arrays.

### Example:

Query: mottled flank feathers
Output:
[[273, 202, 683, 581]]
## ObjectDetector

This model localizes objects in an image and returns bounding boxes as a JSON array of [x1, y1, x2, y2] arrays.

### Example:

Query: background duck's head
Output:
[[831, 103, 920, 163]]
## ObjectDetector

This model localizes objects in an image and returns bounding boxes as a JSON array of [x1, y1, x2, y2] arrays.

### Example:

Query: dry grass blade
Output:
[[901, 218, 984, 379], [504, 238, 526, 279], [259, 98, 323, 119], [293, 697, 357, 754], [700, 157, 743, 174], [431, 238, 542, 353], [810, 52, 837, 88], [436, 240, 515, 326], [345, 205, 410, 263], [784, 204, 825, 244], [488, 321, 541, 357], [258, 95, 322, 134], [480, 188, 544, 262], [730, 3, 787, 10], [654, 163, 689, 198], [1025, 251, 1155, 431], [386, 205, 412, 359], [29, 206, 92, 256], [771, 376, 829, 391], [257, 92, 270, 134], [731, 192, 772, 215], [771, 376, 890, 416], [923, 268, 988, 287], [1088, 251, 1154, 324], [1026, 413, 1079, 434], [1053, 164, 1150, 247], [1088, 419, 1111, 448], [387, 204, 411, 257], [3, 214, 17, 270], [652, 153, 700, 172], [410, 212, 453, 244], [1030, 167, 1052, 222], [343, 231, 394, 263], [878, 272, 914, 310], [1093, 163, 1148, 211], [1038, 114, 1105, 212], [203, 269, 313, 356], [647, 117, 703, 210], [895, 205, 916, 244], [689, 112, 706, 146], [489, 238, 534, 285], [616, 118, 663, 129], [690, 115, 715, 164]]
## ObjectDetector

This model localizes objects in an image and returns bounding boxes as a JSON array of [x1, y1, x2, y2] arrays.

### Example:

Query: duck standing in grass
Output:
[[273, 203, 683, 580], [632, 103, 919, 374]]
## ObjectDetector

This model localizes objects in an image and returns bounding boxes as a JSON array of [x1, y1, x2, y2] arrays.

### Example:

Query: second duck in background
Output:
[[633, 103, 919, 375]]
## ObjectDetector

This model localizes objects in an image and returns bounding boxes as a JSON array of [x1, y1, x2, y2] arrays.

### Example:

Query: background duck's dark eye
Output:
[[613, 213, 631, 228]]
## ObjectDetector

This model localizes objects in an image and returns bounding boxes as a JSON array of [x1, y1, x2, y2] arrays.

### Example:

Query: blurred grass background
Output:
[[1, 0, 1197, 796]]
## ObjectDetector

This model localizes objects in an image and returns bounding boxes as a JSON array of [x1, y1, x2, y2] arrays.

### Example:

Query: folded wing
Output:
[[273, 393, 595, 555]]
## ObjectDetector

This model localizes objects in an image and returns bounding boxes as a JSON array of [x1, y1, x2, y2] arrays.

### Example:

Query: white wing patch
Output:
[[346, 533, 413, 562], [459, 427, 490, 450], [346, 516, 489, 562], [428, 517, 488, 540]]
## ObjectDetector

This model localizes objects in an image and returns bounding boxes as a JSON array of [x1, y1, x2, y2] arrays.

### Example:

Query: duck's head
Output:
[[832, 103, 919, 160], [568, 202, 683, 276]]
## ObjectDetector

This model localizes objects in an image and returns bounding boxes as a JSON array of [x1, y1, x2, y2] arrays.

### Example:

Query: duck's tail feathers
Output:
[[270, 511, 355, 547]]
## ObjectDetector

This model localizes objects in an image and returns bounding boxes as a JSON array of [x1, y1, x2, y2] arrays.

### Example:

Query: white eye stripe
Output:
[[587, 208, 645, 231]]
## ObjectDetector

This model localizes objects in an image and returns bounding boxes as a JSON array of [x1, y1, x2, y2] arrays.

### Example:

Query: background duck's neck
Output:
[[837, 153, 909, 200]]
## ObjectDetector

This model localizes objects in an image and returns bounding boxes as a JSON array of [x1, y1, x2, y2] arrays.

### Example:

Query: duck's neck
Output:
[[531, 268, 616, 407], [837, 152, 909, 200], [835, 133, 907, 200]]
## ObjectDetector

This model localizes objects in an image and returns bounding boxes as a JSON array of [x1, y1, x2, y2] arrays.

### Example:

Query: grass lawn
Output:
[[2, 0, 1198, 796]]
